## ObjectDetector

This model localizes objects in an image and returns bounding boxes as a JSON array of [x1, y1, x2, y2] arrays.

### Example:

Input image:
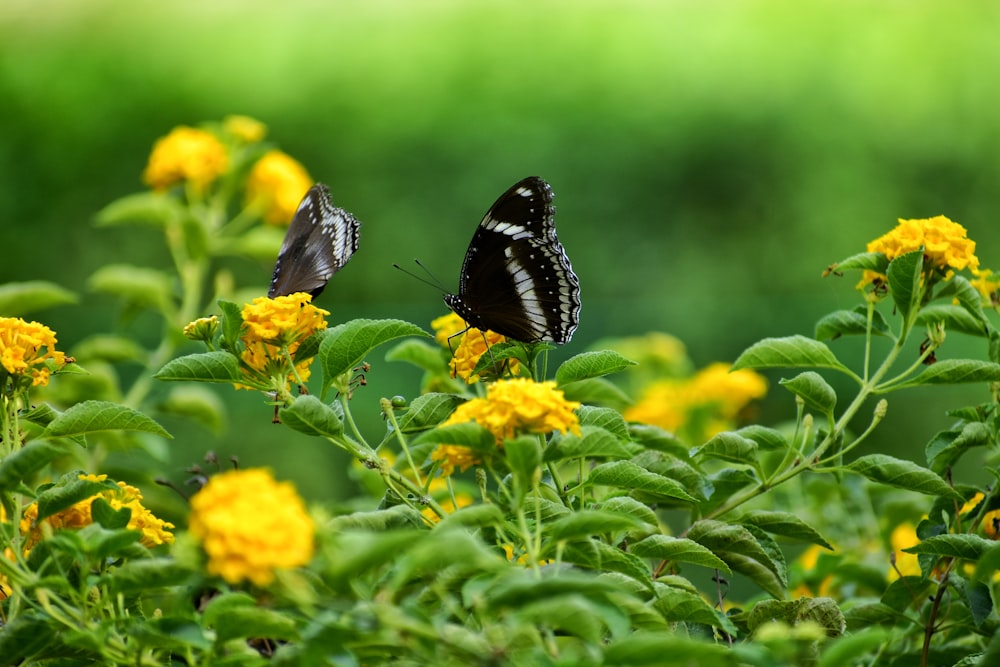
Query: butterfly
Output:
[[444, 176, 581, 344], [268, 183, 361, 298]]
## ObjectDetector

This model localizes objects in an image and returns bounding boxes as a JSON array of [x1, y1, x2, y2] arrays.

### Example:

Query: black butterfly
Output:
[[268, 183, 361, 298], [444, 176, 581, 344]]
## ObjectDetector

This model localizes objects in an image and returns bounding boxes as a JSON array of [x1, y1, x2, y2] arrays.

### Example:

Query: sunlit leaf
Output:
[[279, 395, 344, 438], [891, 359, 1000, 388], [46, 400, 171, 438], [545, 426, 633, 462], [886, 249, 923, 323], [631, 535, 730, 572], [779, 371, 837, 417], [320, 319, 429, 389], [154, 351, 241, 383], [555, 350, 636, 385], [732, 335, 847, 372], [589, 460, 698, 503], [0, 280, 78, 316], [847, 454, 962, 499], [739, 510, 834, 550], [815, 307, 891, 340], [395, 392, 466, 433]]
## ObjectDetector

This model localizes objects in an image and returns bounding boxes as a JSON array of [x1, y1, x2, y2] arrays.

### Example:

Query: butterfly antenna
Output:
[[392, 259, 448, 293]]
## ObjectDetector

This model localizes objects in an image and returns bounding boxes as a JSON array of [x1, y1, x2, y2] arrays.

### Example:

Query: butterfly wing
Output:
[[268, 184, 361, 298], [444, 176, 581, 344]]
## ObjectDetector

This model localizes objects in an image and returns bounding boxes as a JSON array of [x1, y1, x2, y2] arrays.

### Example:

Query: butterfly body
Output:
[[268, 184, 361, 298], [444, 176, 581, 344]]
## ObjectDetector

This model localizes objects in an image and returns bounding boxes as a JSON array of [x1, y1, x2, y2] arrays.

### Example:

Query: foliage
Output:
[[2, 118, 1000, 666]]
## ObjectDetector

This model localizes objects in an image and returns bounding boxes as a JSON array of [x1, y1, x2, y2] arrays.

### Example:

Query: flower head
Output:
[[238, 293, 328, 389], [222, 115, 267, 144], [625, 362, 767, 440], [433, 379, 581, 475], [143, 126, 228, 192], [859, 215, 980, 288], [188, 468, 315, 586], [0, 317, 66, 389], [183, 315, 219, 342], [20, 474, 174, 551], [245, 150, 313, 225], [430, 313, 519, 382], [971, 268, 1000, 306]]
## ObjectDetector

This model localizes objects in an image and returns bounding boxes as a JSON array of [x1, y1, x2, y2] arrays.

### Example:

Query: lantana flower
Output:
[[430, 312, 520, 382], [237, 293, 328, 390], [19, 474, 174, 552], [625, 362, 767, 440], [142, 126, 228, 192], [432, 378, 581, 475], [245, 150, 313, 225], [222, 114, 267, 144], [188, 468, 315, 586], [0, 317, 66, 390], [858, 215, 980, 289]]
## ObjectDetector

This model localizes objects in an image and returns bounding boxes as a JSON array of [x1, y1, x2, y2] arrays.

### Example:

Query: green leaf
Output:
[[559, 376, 633, 408], [739, 510, 834, 550], [886, 249, 924, 323], [892, 359, 1000, 388], [332, 506, 427, 531], [577, 405, 631, 440], [692, 431, 759, 469], [732, 335, 847, 372], [629, 424, 690, 459], [843, 602, 906, 629], [902, 534, 994, 561], [733, 425, 788, 451], [320, 318, 428, 389], [72, 334, 147, 364], [975, 543, 1000, 583], [0, 613, 59, 664], [94, 191, 183, 227], [395, 393, 466, 433], [687, 519, 787, 598], [936, 275, 991, 334], [815, 307, 891, 340], [88, 263, 175, 311], [103, 558, 192, 594], [546, 510, 643, 541], [213, 607, 300, 644], [505, 435, 542, 490], [385, 338, 447, 372], [217, 299, 244, 350], [415, 422, 496, 455], [35, 475, 115, 522], [436, 503, 505, 530], [604, 633, 737, 666], [747, 597, 845, 637], [90, 496, 131, 529], [0, 280, 78, 316], [0, 440, 74, 490], [588, 460, 698, 503], [828, 251, 888, 274], [917, 304, 989, 337], [818, 628, 891, 667], [652, 587, 739, 635], [544, 425, 633, 462], [45, 400, 171, 438], [779, 370, 837, 417], [847, 454, 961, 499], [278, 395, 344, 438], [154, 351, 242, 383], [926, 422, 992, 474], [555, 350, 636, 385], [960, 578, 993, 628], [631, 535, 730, 572], [596, 496, 660, 531]]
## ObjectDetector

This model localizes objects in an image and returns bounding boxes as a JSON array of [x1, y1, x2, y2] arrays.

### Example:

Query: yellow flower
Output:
[[142, 126, 228, 192], [245, 150, 313, 225], [971, 268, 1000, 305], [984, 510, 1000, 540], [431, 444, 482, 477], [182, 315, 219, 342], [431, 313, 467, 348], [625, 363, 767, 438], [223, 114, 267, 143], [0, 317, 66, 388], [238, 293, 328, 389], [433, 379, 581, 475], [860, 215, 980, 288], [20, 474, 174, 551], [188, 468, 315, 586], [888, 522, 921, 580], [430, 313, 520, 382]]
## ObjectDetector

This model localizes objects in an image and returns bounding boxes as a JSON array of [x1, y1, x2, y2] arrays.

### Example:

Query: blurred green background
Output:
[[2, 0, 999, 502]]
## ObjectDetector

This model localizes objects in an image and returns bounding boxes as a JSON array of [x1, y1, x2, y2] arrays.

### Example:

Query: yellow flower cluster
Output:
[[188, 468, 315, 586], [860, 215, 980, 288], [430, 312, 520, 382], [182, 315, 219, 342], [433, 378, 581, 475], [222, 114, 267, 143], [20, 474, 174, 551], [625, 362, 768, 437], [239, 293, 329, 388], [245, 150, 314, 225], [971, 268, 1000, 305], [142, 126, 229, 192], [0, 317, 66, 388]]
